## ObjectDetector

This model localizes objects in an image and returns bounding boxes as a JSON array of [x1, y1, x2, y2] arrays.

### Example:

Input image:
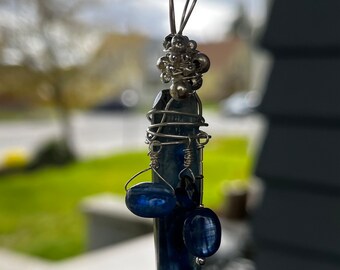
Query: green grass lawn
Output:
[[0, 136, 253, 261]]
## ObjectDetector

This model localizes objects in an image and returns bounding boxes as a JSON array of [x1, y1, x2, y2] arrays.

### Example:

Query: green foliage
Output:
[[0, 136, 252, 260], [204, 137, 252, 208]]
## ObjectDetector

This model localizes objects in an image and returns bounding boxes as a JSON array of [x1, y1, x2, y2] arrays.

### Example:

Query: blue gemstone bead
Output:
[[183, 207, 221, 257], [125, 182, 176, 218]]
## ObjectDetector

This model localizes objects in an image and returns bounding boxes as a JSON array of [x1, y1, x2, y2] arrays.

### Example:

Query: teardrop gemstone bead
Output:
[[183, 207, 221, 257], [125, 182, 176, 218]]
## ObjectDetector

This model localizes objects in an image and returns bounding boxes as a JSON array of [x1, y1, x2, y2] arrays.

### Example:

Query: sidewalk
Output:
[[0, 218, 250, 270], [0, 249, 52, 270], [52, 234, 155, 270], [0, 234, 155, 270]]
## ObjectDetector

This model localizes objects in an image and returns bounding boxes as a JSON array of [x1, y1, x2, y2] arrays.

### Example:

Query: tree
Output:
[[0, 0, 101, 163]]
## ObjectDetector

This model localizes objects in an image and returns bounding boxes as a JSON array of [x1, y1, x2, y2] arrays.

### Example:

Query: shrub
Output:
[[28, 139, 75, 170]]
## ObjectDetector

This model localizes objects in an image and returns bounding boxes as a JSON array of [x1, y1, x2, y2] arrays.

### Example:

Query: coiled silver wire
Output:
[[146, 92, 209, 146]]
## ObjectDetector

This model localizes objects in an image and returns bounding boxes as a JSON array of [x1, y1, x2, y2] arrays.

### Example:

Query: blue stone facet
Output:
[[125, 182, 176, 218], [183, 207, 221, 257]]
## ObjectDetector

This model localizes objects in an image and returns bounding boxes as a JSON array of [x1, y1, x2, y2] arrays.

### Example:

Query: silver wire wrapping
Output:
[[183, 144, 193, 169], [159, 0, 210, 100], [124, 141, 175, 193], [157, 35, 210, 100], [145, 91, 211, 188], [148, 140, 162, 169], [146, 92, 210, 147], [149, 0, 211, 148], [179, 140, 196, 181]]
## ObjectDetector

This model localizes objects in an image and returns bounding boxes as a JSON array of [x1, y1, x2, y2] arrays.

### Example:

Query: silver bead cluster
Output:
[[157, 34, 210, 100]]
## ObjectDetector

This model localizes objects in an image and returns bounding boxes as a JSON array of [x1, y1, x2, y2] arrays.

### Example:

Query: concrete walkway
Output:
[[0, 249, 52, 270], [52, 234, 155, 270], [0, 234, 155, 270], [0, 218, 249, 270]]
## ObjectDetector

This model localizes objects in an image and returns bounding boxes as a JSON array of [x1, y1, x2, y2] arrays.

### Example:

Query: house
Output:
[[198, 37, 251, 102]]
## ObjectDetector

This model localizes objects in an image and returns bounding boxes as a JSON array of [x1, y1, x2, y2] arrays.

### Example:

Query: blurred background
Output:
[[0, 0, 270, 268]]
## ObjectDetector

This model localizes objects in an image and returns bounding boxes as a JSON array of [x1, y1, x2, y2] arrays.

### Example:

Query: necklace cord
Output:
[[179, 0, 197, 34], [169, 0, 177, 34], [169, 0, 198, 35], [180, 0, 190, 30]]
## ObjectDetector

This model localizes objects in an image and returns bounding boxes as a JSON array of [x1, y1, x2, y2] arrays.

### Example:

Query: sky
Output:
[[0, 0, 268, 43], [80, 0, 268, 42], [0, 0, 267, 66]]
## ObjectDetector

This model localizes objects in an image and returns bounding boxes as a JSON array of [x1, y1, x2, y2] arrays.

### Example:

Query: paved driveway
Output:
[[0, 111, 265, 162]]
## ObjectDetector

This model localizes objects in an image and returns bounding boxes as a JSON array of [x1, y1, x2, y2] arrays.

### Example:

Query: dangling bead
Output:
[[183, 207, 221, 257], [125, 182, 176, 218]]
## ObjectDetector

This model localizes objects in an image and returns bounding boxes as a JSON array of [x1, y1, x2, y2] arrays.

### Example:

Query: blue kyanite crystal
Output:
[[183, 207, 221, 257], [125, 182, 176, 218]]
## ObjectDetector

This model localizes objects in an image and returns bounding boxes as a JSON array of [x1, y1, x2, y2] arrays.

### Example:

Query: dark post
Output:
[[253, 1, 340, 269]]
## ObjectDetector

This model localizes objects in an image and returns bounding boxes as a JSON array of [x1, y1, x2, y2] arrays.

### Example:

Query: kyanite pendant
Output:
[[125, 182, 176, 218], [183, 207, 221, 257]]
